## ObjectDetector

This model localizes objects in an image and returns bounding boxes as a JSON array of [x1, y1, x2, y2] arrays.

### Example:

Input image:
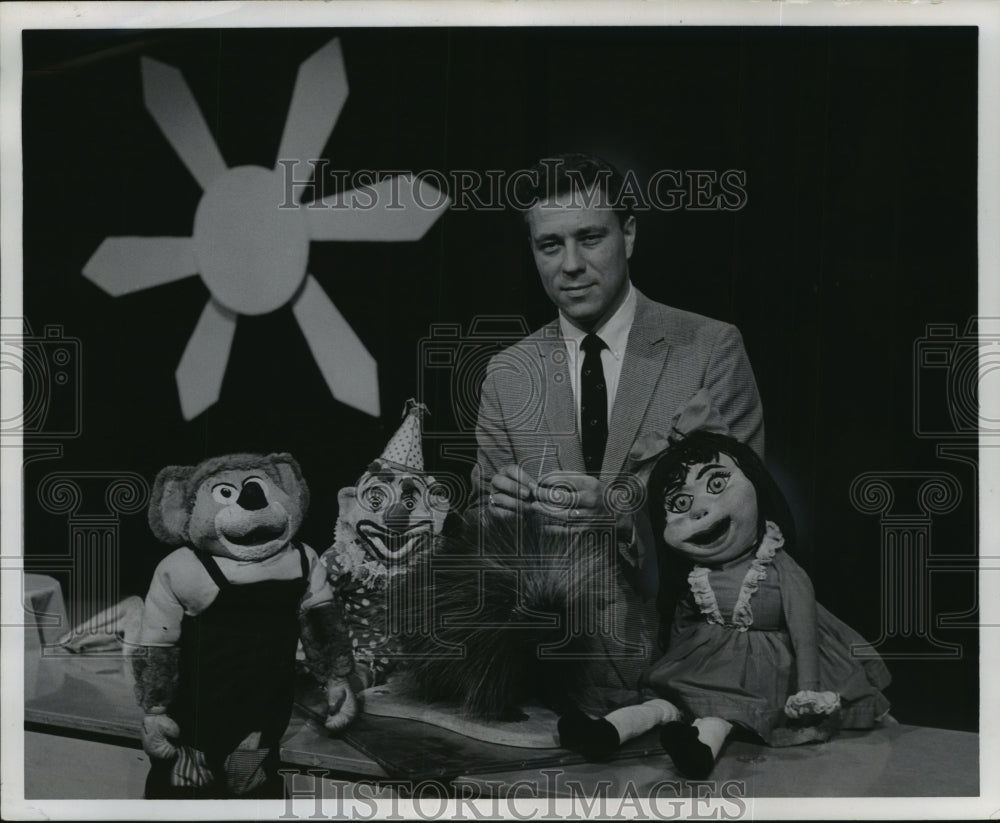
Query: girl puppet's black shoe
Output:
[[557, 708, 621, 761], [660, 721, 715, 779]]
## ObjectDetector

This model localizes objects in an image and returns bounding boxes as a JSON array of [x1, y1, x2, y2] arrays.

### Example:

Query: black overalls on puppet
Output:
[[171, 545, 308, 769]]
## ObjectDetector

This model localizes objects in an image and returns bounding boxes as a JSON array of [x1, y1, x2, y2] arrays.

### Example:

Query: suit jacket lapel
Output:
[[538, 323, 586, 474], [603, 293, 670, 477]]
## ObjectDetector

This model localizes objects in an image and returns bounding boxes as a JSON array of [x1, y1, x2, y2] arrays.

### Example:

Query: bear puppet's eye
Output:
[[212, 483, 238, 504]]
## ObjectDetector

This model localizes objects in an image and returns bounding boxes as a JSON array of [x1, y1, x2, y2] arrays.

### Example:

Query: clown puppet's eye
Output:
[[212, 483, 238, 504], [664, 493, 693, 514], [706, 472, 731, 494], [364, 486, 389, 511]]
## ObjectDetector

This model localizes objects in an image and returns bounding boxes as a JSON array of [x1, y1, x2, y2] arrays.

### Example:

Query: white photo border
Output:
[[2, 1, 997, 819]]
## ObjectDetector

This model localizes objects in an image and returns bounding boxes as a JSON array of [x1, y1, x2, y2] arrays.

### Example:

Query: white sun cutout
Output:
[[83, 39, 450, 420]]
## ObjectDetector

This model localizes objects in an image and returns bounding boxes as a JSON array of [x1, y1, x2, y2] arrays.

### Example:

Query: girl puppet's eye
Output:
[[664, 493, 693, 514], [706, 471, 731, 494], [212, 483, 238, 504]]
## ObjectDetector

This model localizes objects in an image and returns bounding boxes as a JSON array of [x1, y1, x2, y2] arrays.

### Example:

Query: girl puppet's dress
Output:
[[645, 521, 891, 746]]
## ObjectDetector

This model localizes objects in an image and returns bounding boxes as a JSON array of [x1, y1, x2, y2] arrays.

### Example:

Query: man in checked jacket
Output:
[[473, 152, 765, 710]]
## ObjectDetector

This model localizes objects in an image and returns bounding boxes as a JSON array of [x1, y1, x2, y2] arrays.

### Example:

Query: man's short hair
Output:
[[513, 152, 634, 227]]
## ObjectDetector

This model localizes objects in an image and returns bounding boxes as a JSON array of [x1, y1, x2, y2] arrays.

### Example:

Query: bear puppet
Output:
[[132, 453, 353, 798]]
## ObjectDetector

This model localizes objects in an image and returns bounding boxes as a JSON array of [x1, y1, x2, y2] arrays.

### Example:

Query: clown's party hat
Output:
[[379, 399, 428, 471]]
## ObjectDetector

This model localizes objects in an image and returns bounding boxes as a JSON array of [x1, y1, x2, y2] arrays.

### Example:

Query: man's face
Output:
[[527, 192, 635, 333]]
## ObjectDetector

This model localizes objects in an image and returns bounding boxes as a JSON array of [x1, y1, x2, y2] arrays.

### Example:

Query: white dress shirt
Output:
[[559, 282, 637, 431]]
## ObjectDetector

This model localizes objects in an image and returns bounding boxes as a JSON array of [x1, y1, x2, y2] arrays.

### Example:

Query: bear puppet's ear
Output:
[[269, 453, 310, 517], [148, 465, 195, 546]]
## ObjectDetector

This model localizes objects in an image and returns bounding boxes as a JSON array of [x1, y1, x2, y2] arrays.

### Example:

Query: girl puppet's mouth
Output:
[[687, 516, 732, 547]]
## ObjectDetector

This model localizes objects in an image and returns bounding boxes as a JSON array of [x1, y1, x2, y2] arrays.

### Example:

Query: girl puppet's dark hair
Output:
[[647, 430, 797, 577]]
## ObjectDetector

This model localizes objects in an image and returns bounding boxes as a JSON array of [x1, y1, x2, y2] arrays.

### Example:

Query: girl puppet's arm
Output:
[[777, 551, 840, 717]]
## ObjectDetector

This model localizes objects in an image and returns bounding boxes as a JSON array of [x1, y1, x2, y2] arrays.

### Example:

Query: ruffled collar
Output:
[[686, 521, 784, 632], [327, 519, 409, 589]]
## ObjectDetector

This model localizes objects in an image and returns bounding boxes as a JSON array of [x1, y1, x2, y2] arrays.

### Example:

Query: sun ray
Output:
[[276, 39, 349, 203], [292, 274, 380, 417], [305, 176, 452, 242], [142, 57, 228, 191], [83, 237, 199, 296], [175, 300, 237, 420]]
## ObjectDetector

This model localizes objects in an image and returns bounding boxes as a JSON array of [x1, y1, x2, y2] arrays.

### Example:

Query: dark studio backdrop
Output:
[[21, 27, 978, 732]]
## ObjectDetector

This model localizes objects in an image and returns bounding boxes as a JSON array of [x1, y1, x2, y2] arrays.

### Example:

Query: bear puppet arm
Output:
[[130, 557, 190, 760], [132, 645, 182, 760], [299, 600, 359, 732]]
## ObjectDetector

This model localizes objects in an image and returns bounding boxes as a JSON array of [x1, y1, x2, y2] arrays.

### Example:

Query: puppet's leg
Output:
[[559, 699, 681, 760], [660, 717, 732, 779]]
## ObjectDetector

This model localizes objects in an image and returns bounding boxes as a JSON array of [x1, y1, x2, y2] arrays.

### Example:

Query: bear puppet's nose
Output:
[[237, 481, 268, 511]]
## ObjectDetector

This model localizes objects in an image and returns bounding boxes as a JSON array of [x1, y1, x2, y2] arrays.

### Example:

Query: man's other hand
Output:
[[531, 472, 635, 534]]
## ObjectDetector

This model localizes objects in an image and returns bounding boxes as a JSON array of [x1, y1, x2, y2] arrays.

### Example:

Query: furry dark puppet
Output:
[[393, 507, 620, 721], [132, 453, 352, 798]]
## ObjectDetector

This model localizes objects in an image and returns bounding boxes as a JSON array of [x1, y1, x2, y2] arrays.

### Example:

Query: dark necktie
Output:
[[580, 333, 608, 476]]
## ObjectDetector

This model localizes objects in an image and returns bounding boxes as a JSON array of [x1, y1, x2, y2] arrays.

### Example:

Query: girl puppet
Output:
[[558, 402, 891, 778]]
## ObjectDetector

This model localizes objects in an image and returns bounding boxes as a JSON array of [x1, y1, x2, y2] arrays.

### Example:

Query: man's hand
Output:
[[530, 472, 635, 535], [488, 464, 539, 516]]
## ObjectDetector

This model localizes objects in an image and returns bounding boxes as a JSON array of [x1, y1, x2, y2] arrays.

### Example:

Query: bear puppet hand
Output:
[[141, 709, 180, 760], [133, 646, 183, 758]]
